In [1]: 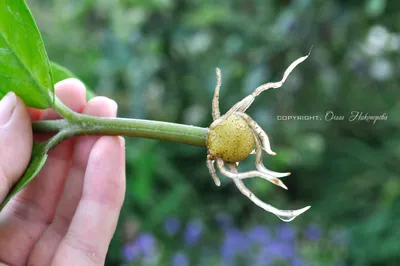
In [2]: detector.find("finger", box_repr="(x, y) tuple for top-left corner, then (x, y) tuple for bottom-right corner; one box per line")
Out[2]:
(42, 79), (89, 120)
(27, 107), (42, 121)
(28, 97), (117, 265)
(0, 92), (32, 203)
(0, 79), (86, 266)
(52, 136), (125, 266)
(10, 78), (86, 219)
(34, 78), (87, 143)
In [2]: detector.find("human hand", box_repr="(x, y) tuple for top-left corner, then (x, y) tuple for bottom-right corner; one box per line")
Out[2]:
(0, 79), (126, 266)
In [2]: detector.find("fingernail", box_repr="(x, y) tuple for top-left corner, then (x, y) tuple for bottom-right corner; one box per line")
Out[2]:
(118, 136), (125, 147)
(0, 92), (17, 125)
(109, 99), (118, 117)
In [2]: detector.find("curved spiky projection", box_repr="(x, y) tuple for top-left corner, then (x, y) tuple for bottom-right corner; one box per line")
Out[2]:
(206, 53), (310, 221)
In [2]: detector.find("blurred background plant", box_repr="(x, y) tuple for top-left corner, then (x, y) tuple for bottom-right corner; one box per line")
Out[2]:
(28, 0), (399, 265)
(121, 216), (349, 266)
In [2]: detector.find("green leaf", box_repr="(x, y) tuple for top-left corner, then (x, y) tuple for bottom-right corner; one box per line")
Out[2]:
(0, 0), (54, 109)
(50, 61), (96, 100)
(0, 142), (48, 211)
(50, 61), (76, 83)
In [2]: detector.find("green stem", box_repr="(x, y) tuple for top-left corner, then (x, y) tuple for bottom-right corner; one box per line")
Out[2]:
(33, 116), (208, 147)
(43, 130), (75, 151)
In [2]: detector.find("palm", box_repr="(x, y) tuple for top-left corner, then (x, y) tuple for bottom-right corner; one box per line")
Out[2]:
(0, 79), (126, 266)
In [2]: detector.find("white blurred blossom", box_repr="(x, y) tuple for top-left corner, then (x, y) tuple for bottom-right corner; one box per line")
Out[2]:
(370, 58), (393, 81)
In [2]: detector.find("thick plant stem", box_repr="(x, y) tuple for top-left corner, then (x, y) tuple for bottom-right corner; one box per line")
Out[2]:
(32, 116), (208, 147)
(32, 119), (70, 133)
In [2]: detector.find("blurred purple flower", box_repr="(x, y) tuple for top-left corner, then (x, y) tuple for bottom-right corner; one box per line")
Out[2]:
(304, 224), (323, 241)
(221, 228), (251, 260)
(184, 219), (204, 246)
(121, 233), (157, 263)
(164, 216), (181, 236)
(215, 212), (233, 229)
(122, 241), (140, 262)
(276, 224), (296, 241)
(266, 241), (295, 260)
(254, 246), (273, 266)
(291, 257), (309, 266)
(136, 232), (157, 257)
(220, 256), (236, 266)
(172, 251), (189, 266)
(247, 225), (271, 245)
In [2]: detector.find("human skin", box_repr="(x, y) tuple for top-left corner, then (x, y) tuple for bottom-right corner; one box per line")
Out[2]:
(0, 79), (126, 266)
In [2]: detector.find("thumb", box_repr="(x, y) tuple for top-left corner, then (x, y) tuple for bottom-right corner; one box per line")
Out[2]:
(0, 92), (33, 202)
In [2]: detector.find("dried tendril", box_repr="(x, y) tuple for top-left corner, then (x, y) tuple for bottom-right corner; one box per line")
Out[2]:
(206, 53), (311, 222)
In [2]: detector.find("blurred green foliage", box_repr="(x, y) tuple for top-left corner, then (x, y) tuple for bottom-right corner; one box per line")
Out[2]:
(28, 0), (399, 265)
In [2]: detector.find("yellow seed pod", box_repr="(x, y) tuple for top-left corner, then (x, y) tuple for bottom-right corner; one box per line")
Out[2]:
(207, 114), (255, 163)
